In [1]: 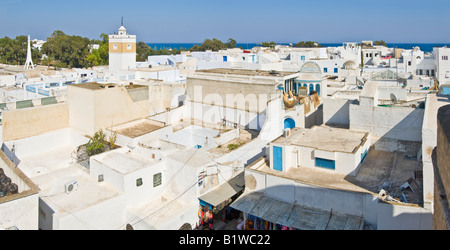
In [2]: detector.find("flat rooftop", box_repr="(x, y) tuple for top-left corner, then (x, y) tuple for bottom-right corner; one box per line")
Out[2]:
(70, 82), (148, 90)
(92, 147), (159, 175)
(162, 125), (220, 148)
(113, 119), (164, 138)
(249, 148), (423, 206)
(196, 68), (298, 78)
(17, 146), (121, 215)
(273, 126), (368, 153)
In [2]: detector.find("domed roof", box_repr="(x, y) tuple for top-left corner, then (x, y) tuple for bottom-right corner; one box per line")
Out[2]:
(300, 61), (321, 73)
(343, 60), (357, 70)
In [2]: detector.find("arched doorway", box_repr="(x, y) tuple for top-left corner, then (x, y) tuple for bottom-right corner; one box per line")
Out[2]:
(284, 117), (295, 129)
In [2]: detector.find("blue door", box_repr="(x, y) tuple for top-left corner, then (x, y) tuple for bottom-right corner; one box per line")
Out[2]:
(273, 146), (283, 171)
(223, 56), (228, 62)
(284, 118), (295, 129)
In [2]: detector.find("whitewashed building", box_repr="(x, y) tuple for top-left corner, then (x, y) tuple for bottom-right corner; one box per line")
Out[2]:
(109, 25), (136, 71)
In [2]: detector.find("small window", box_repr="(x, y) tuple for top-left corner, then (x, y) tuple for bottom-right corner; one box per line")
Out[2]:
(301, 56), (305, 61)
(408, 61), (411, 66)
(113, 44), (118, 50)
(127, 44), (132, 50)
(98, 174), (104, 182)
(442, 56), (448, 60)
(323, 67), (328, 73)
(153, 173), (162, 187)
(315, 158), (335, 170)
(334, 68), (338, 73)
(136, 178), (143, 187)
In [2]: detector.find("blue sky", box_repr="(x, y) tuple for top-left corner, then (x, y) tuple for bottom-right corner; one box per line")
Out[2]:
(2, 0), (450, 43)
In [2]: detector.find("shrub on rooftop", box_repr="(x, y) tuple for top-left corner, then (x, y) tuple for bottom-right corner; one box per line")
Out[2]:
(86, 129), (107, 156)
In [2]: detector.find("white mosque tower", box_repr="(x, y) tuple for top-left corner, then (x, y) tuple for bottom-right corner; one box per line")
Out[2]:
(109, 18), (136, 71)
(24, 35), (34, 70)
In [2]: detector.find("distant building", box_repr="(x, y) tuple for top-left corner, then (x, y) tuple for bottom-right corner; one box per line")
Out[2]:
(109, 25), (136, 71)
(433, 47), (450, 85)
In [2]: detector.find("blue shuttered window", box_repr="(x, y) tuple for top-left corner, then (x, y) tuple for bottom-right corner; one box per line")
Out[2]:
(315, 158), (335, 170)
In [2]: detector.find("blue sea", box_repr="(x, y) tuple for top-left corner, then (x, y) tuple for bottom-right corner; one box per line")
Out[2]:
(147, 42), (450, 52)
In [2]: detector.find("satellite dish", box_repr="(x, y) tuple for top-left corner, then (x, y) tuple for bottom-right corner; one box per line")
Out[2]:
(390, 93), (398, 103)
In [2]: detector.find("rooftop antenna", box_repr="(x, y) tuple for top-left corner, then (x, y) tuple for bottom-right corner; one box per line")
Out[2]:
(24, 35), (34, 70)
(121, 16), (124, 26)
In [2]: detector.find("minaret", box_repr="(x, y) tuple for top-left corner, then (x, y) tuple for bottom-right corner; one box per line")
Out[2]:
(109, 18), (136, 71)
(24, 35), (34, 70)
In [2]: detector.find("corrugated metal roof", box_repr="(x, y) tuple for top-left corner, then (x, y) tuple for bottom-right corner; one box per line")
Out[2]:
(230, 192), (364, 230)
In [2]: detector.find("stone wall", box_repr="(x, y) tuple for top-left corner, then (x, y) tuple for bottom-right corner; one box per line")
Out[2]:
(433, 104), (450, 229)
(2, 103), (70, 141)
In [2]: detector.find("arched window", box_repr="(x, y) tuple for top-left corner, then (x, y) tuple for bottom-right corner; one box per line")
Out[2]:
(315, 83), (321, 96)
(309, 84), (314, 95)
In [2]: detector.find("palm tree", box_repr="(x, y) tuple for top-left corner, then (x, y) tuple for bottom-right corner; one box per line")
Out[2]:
(43, 55), (53, 68)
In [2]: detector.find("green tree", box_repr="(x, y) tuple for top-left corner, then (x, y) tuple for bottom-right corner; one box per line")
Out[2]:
(85, 33), (109, 67)
(43, 55), (53, 68)
(136, 42), (185, 61)
(136, 41), (154, 61)
(293, 41), (321, 48)
(226, 38), (237, 48)
(189, 38), (235, 52)
(261, 41), (277, 49)
(374, 40), (387, 47)
(0, 35), (32, 65)
(42, 30), (91, 68)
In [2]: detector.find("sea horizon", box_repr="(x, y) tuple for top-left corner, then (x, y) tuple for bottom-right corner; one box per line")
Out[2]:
(147, 42), (450, 52)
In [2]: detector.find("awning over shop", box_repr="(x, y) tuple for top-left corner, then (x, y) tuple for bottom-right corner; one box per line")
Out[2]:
(230, 192), (364, 230)
(198, 173), (244, 208)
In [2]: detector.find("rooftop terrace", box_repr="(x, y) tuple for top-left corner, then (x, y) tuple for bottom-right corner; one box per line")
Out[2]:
(273, 126), (368, 153)
(196, 68), (298, 78)
(248, 148), (423, 206)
